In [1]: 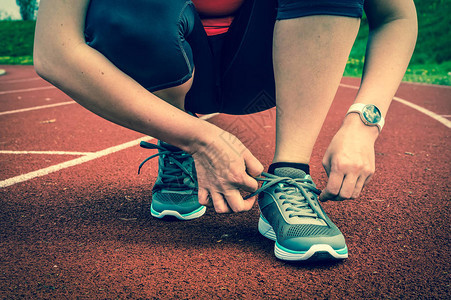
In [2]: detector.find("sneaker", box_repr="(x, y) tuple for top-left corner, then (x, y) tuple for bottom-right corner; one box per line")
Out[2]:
(138, 140), (206, 220)
(251, 167), (348, 261)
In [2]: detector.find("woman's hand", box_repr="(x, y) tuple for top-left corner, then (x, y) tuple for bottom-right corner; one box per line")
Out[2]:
(319, 113), (379, 202)
(189, 127), (264, 213)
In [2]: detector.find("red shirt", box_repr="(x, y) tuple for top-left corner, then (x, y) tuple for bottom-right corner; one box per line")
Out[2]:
(192, 0), (245, 36)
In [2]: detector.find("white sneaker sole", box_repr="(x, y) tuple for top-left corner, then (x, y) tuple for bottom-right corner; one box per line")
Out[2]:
(151, 205), (206, 221)
(258, 216), (348, 261)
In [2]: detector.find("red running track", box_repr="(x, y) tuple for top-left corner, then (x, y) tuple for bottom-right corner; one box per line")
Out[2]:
(0, 65), (450, 299)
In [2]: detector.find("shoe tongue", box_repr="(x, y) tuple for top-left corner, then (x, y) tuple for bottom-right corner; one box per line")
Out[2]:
(273, 167), (306, 179)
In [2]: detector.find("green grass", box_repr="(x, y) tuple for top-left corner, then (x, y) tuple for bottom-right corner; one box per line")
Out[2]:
(0, 20), (35, 65)
(345, 59), (450, 86)
(1, 0), (450, 85)
(344, 0), (451, 85)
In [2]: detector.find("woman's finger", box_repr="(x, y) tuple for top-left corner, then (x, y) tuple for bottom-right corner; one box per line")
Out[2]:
(210, 192), (232, 214)
(319, 171), (344, 202)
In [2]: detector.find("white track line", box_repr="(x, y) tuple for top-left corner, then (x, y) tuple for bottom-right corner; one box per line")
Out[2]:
(338, 83), (361, 90)
(0, 101), (75, 116)
(339, 83), (451, 129)
(0, 150), (93, 156)
(0, 77), (42, 84)
(393, 96), (451, 128)
(0, 113), (218, 189)
(404, 81), (451, 89)
(0, 86), (56, 95)
(0, 136), (153, 189)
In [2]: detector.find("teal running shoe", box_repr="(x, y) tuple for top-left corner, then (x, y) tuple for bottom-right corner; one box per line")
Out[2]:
(249, 167), (348, 261)
(139, 140), (206, 220)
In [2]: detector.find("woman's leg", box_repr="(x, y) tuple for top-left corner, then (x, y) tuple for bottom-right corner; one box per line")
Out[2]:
(273, 15), (360, 164)
(255, 1), (365, 262)
(84, 0), (218, 220)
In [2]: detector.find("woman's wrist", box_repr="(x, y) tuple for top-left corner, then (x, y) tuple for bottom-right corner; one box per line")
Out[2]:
(178, 118), (222, 155)
(342, 113), (380, 141)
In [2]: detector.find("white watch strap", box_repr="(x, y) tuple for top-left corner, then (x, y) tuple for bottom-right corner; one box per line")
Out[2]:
(347, 103), (366, 113)
(377, 114), (385, 132)
(346, 103), (385, 132)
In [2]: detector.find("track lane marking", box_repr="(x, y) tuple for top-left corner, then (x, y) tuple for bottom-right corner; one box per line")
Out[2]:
(0, 136), (154, 188)
(0, 101), (75, 116)
(0, 86), (56, 95)
(392, 96), (451, 128)
(0, 113), (218, 189)
(0, 77), (42, 84)
(403, 81), (451, 89)
(339, 83), (451, 129)
(0, 150), (93, 156)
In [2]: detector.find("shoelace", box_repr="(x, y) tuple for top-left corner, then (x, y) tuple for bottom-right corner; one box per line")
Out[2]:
(138, 141), (195, 190)
(245, 172), (324, 220)
(139, 144), (322, 218)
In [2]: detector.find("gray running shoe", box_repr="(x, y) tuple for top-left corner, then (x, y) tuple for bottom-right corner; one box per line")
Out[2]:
(139, 140), (206, 220)
(249, 167), (348, 261)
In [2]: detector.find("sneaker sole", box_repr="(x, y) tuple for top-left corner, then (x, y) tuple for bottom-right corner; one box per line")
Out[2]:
(151, 205), (206, 221)
(258, 216), (348, 261)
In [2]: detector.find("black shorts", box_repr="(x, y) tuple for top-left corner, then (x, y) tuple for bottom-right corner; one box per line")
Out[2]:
(84, 0), (364, 115)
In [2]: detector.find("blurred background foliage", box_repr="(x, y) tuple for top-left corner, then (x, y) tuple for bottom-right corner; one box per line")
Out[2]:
(345, 0), (450, 85)
(0, 0), (449, 85)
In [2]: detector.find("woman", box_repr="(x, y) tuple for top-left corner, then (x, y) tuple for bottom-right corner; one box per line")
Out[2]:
(34, 0), (417, 261)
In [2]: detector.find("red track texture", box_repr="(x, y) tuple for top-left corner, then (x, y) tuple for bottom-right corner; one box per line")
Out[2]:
(0, 65), (450, 299)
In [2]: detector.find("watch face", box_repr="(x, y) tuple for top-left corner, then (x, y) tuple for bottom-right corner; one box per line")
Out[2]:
(362, 104), (381, 124)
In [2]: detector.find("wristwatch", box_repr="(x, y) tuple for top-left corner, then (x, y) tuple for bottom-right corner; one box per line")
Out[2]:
(346, 103), (385, 132)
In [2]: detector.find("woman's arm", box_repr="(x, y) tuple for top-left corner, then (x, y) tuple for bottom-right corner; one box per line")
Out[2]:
(320, 0), (417, 201)
(34, 0), (212, 151)
(34, 0), (263, 213)
(355, 0), (418, 114)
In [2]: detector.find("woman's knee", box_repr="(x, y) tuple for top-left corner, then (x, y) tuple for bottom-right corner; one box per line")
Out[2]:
(84, 0), (196, 93)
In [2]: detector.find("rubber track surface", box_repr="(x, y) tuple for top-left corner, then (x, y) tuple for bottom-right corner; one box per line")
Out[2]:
(1, 66), (450, 299)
